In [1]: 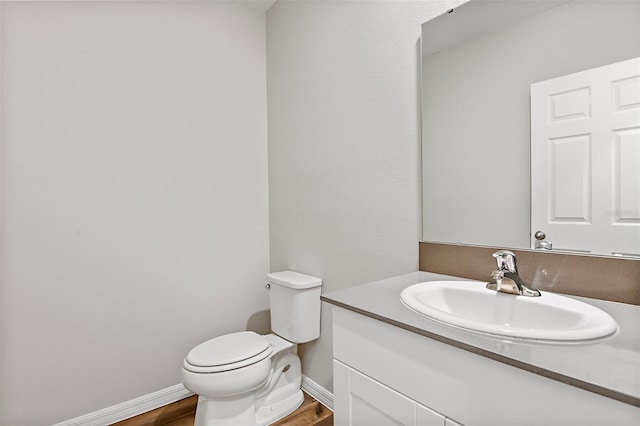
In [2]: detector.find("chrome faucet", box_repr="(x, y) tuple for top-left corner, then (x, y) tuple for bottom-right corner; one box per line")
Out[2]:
(486, 250), (541, 297)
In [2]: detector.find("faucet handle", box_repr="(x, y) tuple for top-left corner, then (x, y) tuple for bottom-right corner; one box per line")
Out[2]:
(492, 249), (518, 273)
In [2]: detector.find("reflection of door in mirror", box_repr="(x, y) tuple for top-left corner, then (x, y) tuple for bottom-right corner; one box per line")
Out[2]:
(531, 57), (640, 257)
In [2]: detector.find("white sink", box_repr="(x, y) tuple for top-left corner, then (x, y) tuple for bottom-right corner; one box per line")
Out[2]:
(400, 280), (617, 341)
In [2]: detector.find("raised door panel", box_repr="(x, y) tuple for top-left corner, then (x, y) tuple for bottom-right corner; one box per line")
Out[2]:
(548, 134), (591, 223)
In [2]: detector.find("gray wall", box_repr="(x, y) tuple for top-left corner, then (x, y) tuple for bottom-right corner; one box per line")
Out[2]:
(0, 2), (269, 424)
(267, 0), (456, 392)
(422, 0), (640, 248)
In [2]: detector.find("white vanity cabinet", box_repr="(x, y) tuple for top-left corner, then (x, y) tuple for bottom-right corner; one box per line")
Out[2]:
(334, 359), (453, 426)
(332, 306), (640, 426)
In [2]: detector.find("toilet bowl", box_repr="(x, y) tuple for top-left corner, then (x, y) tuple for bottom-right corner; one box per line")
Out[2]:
(181, 271), (322, 426)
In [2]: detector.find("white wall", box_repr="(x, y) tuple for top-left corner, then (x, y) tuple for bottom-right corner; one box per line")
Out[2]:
(0, 2), (269, 424)
(266, 0), (453, 392)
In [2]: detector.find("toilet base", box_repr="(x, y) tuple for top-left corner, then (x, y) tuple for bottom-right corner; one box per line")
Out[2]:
(189, 336), (304, 426)
(255, 388), (303, 426)
(194, 394), (256, 426)
(193, 374), (303, 426)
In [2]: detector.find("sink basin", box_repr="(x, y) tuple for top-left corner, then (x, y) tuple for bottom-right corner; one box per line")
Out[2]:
(400, 281), (617, 341)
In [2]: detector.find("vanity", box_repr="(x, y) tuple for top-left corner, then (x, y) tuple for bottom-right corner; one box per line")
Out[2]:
(322, 272), (640, 425)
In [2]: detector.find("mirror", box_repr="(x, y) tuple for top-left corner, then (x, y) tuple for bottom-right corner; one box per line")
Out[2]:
(421, 0), (640, 257)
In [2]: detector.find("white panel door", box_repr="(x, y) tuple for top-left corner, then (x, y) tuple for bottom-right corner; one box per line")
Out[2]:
(531, 57), (640, 256)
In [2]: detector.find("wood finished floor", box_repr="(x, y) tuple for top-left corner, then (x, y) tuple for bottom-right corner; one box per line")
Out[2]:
(113, 392), (333, 426)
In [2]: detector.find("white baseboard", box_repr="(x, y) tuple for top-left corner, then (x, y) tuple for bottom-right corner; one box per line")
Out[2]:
(301, 374), (334, 411)
(53, 384), (193, 426)
(54, 374), (333, 425)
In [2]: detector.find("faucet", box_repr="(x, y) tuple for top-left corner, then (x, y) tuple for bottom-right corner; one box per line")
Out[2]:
(486, 250), (541, 297)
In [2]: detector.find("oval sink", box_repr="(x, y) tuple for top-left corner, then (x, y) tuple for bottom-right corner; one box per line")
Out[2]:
(400, 281), (617, 341)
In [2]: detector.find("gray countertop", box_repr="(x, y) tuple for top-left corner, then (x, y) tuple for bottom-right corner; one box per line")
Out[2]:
(321, 271), (640, 408)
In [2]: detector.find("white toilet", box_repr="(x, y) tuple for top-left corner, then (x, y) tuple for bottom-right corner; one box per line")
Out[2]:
(181, 271), (322, 426)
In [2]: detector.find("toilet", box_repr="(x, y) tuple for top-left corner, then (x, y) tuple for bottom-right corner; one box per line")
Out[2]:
(181, 271), (322, 426)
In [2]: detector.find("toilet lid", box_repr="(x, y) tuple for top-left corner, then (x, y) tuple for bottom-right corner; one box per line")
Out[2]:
(185, 331), (272, 370)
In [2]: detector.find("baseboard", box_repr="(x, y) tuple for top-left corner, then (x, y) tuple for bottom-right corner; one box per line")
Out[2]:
(301, 374), (334, 411)
(53, 384), (194, 426)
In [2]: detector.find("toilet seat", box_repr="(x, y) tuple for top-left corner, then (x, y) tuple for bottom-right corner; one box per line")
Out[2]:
(183, 331), (273, 373)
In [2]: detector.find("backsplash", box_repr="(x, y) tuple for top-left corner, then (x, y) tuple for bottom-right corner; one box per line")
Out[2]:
(419, 242), (640, 305)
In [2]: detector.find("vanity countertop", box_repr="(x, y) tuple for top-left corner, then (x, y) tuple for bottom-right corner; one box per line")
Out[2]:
(321, 271), (640, 408)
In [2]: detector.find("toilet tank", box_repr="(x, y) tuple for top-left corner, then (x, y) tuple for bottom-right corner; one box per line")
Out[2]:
(267, 271), (322, 343)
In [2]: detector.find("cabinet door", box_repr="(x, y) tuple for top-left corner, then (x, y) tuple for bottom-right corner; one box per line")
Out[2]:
(334, 360), (446, 426)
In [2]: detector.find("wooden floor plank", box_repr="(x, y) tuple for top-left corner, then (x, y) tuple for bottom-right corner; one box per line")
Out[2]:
(112, 396), (198, 426)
